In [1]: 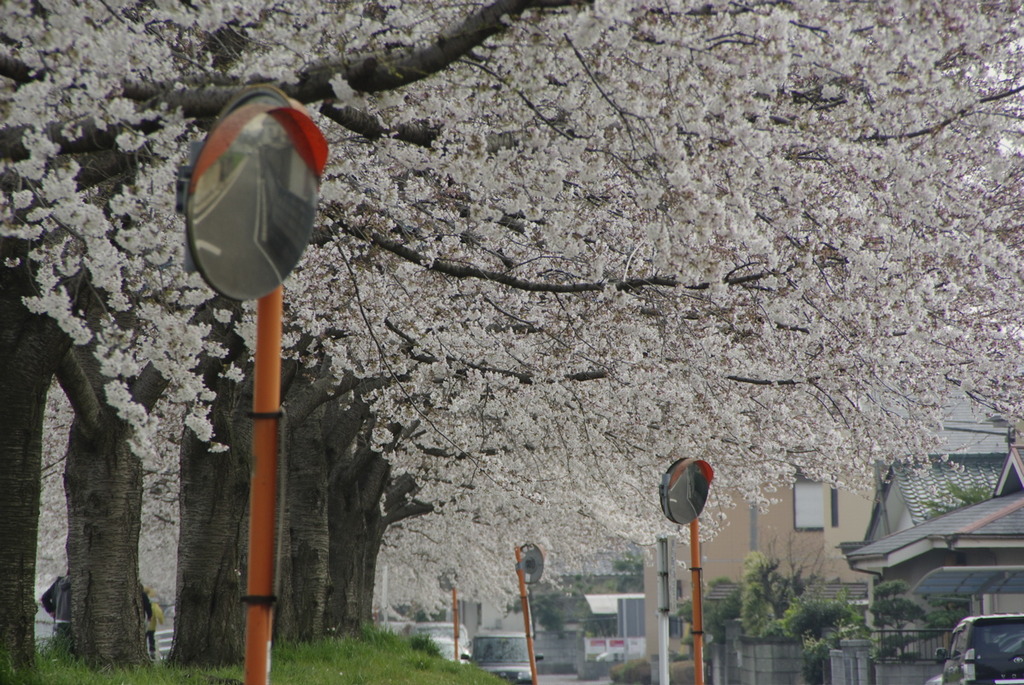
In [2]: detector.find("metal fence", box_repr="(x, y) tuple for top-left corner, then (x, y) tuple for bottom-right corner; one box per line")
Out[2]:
(872, 629), (949, 663)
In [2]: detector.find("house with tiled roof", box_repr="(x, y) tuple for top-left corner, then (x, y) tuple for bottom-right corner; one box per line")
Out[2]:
(865, 453), (1006, 541)
(862, 401), (1010, 543)
(846, 445), (1024, 615)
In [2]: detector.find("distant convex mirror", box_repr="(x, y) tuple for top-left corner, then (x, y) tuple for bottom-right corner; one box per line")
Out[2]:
(659, 458), (714, 526)
(520, 544), (544, 584)
(184, 86), (328, 301)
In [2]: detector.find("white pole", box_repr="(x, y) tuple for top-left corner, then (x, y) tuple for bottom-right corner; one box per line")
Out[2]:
(381, 564), (389, 630)
(657, 536), (671, 685)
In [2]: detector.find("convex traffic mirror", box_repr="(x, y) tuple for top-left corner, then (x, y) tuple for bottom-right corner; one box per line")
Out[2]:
(519, 544), (544, 584)
(182, 86), (328, 301)
(659, 458), (714, 526)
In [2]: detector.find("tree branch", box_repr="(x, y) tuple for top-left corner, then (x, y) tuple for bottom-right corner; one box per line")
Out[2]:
(724, 375), (799, 386)
(296, 0), (590, 97)
(56, 349), (105, 439)
(384, 317), (608, 383)
(0, 116), (164, 164)
(566, 369), (607, 381)
(383, 499), (434, 526)
(383, 472), (434, 525)
(855, 82), (1023, 144)
(318, 102), (441, 147)
(286, 371), (360, 427)
(0, 52), (39, 84)
(130, 363), (168, 413)
(347, 222), (766, 294)
(0, 0), (590, 161)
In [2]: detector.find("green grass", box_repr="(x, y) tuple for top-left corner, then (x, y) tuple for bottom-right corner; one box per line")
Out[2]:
(2, 626), (508, 685)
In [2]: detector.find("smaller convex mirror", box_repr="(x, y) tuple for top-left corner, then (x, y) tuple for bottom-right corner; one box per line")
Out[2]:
(659, 458), (714, 526)
(520, 544), (544, 584)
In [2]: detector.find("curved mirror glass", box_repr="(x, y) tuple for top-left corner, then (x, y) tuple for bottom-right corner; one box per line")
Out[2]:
(520, 544), (544, 584)
(186, 97), (319, 300)
(660, 458), (712, 525)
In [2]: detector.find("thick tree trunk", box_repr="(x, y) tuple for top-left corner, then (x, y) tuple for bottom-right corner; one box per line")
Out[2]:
(0, 244), (72, 670)
(272, 390), (392, 640)
(170, 378), (250, 667)
(274, 406), (331, 643)
(0, 385), (47, 670)
(56, 341), (166, 669)
(325, 400), (389, 636)
(327, 484), (387, 637)
(324, 461), (432, 637)
(0, 292), (68, 669)
(63, 418), (149, 666)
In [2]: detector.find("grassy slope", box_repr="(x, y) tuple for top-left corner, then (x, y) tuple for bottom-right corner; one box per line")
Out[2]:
(3, 627), (509, 685)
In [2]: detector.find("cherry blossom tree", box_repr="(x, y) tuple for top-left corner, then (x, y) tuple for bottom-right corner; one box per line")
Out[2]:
(4, 0), (1024, 671)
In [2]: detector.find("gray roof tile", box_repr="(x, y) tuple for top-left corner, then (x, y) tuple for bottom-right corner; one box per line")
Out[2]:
(938, 400), (1009, 453)
(848, 490), (1024, 561)
(893, 454), (1005, 524)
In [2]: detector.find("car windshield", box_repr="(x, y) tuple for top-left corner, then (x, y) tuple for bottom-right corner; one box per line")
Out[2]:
(474, 637), (529, 663)
(414, 624), (454, 638)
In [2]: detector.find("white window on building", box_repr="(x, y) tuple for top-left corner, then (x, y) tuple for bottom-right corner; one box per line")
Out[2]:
(793, 476), (825, 530)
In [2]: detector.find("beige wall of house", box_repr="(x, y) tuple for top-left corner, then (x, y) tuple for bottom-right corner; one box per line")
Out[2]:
(694, 481), (873, 588)
(824, 485), (875, 579)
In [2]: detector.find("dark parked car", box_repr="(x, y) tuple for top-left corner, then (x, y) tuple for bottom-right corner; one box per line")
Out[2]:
(936, 613), (1024, 684)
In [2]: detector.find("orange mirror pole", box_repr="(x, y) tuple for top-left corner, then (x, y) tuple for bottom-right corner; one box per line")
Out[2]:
(690, 519), (705, 685)
(245, 286), (284, 685)
(515, 546), (539, 685)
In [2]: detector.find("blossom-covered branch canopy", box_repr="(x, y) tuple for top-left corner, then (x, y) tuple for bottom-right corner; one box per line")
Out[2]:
(5, 0), (1024, 602)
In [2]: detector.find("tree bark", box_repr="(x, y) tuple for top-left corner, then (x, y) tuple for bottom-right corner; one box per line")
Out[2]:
(274, 404), (331, 643)
(63, 415), (149, 666)
(57, 339), (167, 668)
(170, 373), (251, 666)
(325, 399), (390, 636)
(327, 485), (387, 637)
(0, 253), (71, 669)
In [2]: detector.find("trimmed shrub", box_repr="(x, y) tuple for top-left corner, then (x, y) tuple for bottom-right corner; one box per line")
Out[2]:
(670, 659), (696, 683)
(610, 658), (651, 685)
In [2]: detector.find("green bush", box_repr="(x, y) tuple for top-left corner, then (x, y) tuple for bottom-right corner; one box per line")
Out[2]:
(610, 658), (651, 685)
(782, 595), (863, 640)
(741, 552), (803, 637)
(871, 580), (925, 630)
(670, 659), (696, 683)
(781, 592), (867, 685)
(408, 633), (442, 658)
(608, 658), (695, 685)
(870, 580), (927, 662)
(923, 594), (971, 630)
(801, 637), (832, 685)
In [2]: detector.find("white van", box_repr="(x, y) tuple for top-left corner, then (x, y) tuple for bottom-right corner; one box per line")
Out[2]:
(410, 621), (471, 661)
(469, 631), (541, 683)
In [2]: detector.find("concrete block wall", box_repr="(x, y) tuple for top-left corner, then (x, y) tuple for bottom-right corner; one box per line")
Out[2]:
(533, 629), (579, 675)
(739, 636), (803, 685)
